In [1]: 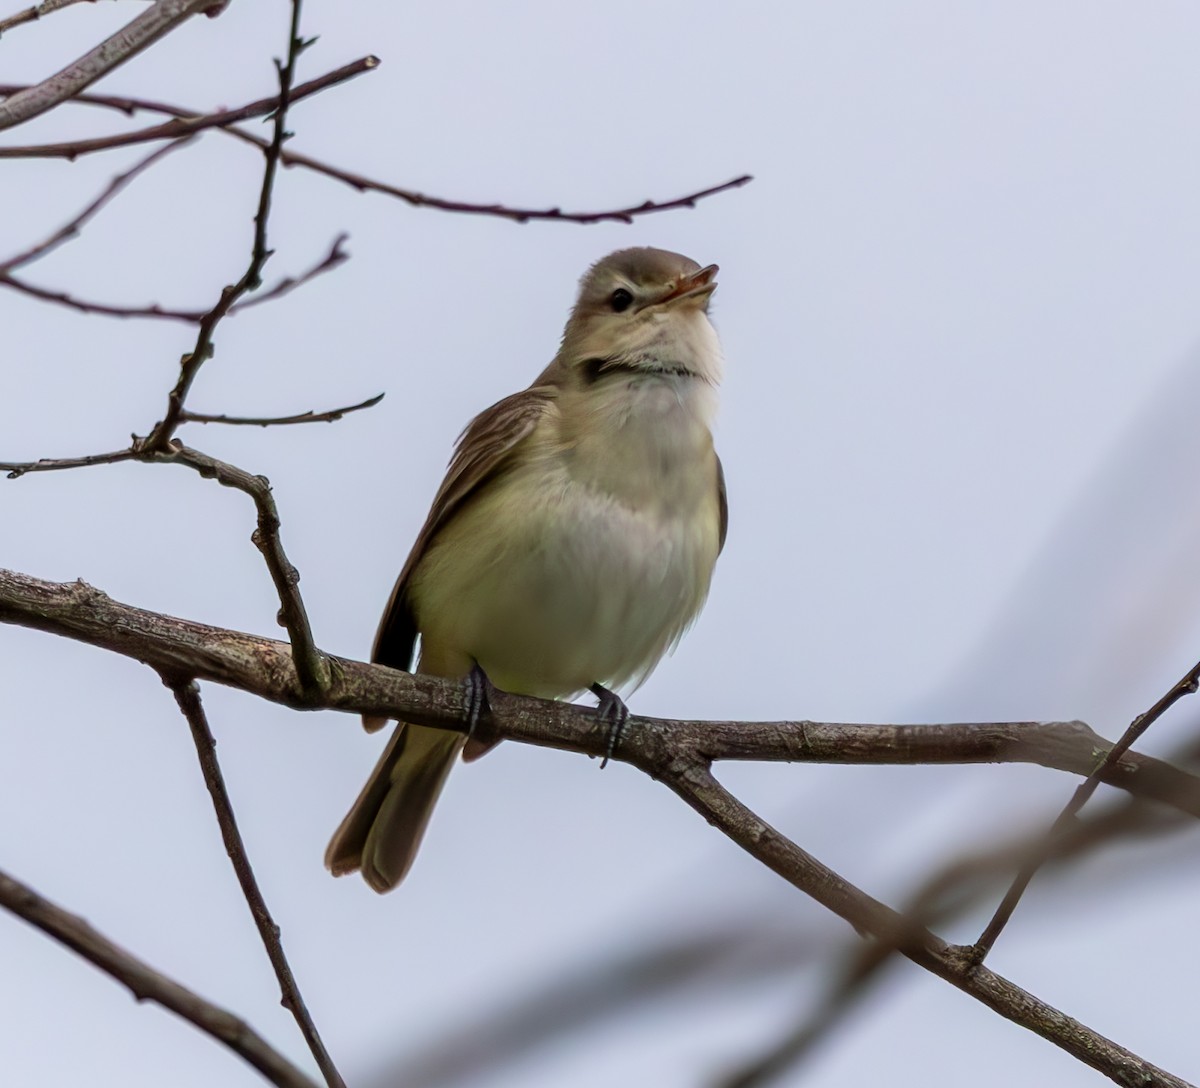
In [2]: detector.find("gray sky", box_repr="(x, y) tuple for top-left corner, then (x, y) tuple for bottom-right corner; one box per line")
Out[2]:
(3, 3), (1200, 1086)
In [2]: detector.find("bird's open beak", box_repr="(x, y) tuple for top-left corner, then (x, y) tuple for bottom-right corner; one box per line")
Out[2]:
(661, 264), (719, 307)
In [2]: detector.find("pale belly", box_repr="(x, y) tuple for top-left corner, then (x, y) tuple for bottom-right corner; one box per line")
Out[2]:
(407, 459), (721, 697)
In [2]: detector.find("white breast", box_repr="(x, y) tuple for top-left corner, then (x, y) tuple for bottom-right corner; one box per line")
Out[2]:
(412, 372), (721, 697)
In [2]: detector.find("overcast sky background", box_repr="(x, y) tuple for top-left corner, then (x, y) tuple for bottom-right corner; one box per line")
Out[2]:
(3, 3), (1200, 1086)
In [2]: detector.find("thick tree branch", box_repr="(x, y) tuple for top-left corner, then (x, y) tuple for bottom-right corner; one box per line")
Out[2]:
(1, 567), (1195, 1085)
(1, 568), (1192, 1087)
(0, 866), (318, 1088)
(169, 679), (344, 1088)
(0, 0), (228, 132)
(0, 567), (1196, 811)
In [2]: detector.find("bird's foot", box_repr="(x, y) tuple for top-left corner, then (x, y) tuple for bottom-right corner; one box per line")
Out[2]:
(590, 682), (629, 769)
(462, 663), (495, 741)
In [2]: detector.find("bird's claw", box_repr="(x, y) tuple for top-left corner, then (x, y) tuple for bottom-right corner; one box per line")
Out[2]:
(462, 663), (494, 741)
(590, 682), (629, 769)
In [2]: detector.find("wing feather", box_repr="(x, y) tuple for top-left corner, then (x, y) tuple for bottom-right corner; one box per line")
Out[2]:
(369, 384), (557, 677)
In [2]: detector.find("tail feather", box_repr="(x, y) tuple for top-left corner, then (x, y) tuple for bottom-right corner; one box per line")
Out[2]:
(325, 723), (464, 892)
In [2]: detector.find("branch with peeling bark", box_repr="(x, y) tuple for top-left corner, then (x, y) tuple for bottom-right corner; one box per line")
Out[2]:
(1, 566), (1196, 1087)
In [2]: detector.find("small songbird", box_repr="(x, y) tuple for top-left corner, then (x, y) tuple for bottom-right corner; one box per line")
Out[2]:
(326, 247), (728, 891)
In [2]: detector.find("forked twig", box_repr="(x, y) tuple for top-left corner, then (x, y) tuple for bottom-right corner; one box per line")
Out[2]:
(970, 654), (1200, 962)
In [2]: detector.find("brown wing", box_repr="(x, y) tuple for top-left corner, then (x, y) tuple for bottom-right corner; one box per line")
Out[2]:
(369, 384), (558, 677)
(716, 453), (728, 554)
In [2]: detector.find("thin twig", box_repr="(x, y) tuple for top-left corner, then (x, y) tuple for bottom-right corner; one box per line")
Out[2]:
(0, 56), (379, 157)
(182, 391), (384, 427)
(0, 443), (329, 685)
(0, 137), (194, 273)
(0, 274), (205, 320)
(152, 442), (329, 695)
(267, 163), (755, 225)
(139, 7), (309, 456)
(1, 446), (136, 478)
(0, 84), (752, 226)
(0, 0), (103, 38)
(0, 0), (228, 132)
(970, 655), (1200, 962)
(167, 678), (345, 1088)
(1, 234), (348, 324)
(229, 233), (350, 313)
(0, 866), (318, 1088)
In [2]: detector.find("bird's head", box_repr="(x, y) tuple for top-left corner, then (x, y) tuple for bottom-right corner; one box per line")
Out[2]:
(557, 247), (722, 385)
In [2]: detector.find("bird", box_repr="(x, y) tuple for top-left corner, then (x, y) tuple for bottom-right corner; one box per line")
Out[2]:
(325, 246), (728, 892)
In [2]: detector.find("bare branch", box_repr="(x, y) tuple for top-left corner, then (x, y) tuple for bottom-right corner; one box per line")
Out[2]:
(653, 765), (1192, 1088)
(152, 442), (329, 695)
(0, 274), (205, 320)
(0, 84), (751, 226)
(229, 234), (350, 314)
(0, 0), (109, 38)
(970, 655), (1200, 962)
(182, 392), (384, 427)
(267, 165), (755, 225)
(0, 440), (330, 687)
(1, 569), (1192, 1087)
(168, 678), (345, 1088)
(720, 793), (1189, 1088)
(1, 446), (137, 478)
(0, 56), (379, 158)
(1, 568), (1196, 811)
(0, 0), (228, 132)
(138, 9), (310, 457)
(1, 235), (348, 324)
(0, 137), (194, 273)
(0, 866), (319, 1088)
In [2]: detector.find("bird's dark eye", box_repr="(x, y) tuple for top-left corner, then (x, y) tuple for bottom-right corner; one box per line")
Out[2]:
(610, 288), (634, 313)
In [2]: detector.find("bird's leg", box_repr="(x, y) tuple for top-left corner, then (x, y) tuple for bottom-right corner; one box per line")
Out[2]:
(590, 682), (630, 769)
(462, 662), (495, 742)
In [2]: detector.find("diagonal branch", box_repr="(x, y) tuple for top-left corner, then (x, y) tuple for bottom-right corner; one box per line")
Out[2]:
(0, 866), (318, 1088)
(0, 0), (229, 132)
(0, 0), (109, 38)
(0, 84), (751, 226)
(1, 235), (350, 325)
(652, 763), (1193, 1088)
(0, 137), (195, 273)
(168, 678), (345, 1088)
(0, 567), (1193, 1088)
(970, 655), (1200, 962)
(719, 790), (1189, 1088)
(0, 56), (379, 158)
(156, 442), (329, 695)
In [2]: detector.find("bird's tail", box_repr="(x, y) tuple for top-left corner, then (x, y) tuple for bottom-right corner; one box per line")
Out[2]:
(325, 723), (465, 892)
